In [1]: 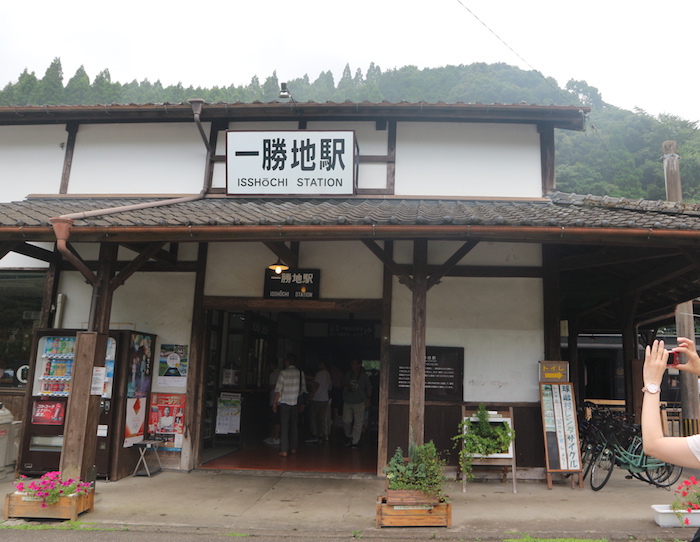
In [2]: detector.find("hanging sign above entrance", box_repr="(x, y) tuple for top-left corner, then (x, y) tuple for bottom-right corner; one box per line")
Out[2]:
(227, 130), (356, 195)
(263, 268), (321, 300)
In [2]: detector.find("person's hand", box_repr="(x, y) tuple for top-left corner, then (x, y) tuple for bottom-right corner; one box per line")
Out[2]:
(643, 339), (668, 388)
(674, 337), (700, 376)
(272, 403), (278, 414)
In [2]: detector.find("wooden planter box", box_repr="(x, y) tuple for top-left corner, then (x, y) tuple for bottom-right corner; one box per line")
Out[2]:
(4, 490), (94, 521)
(376, 490), (451, 528)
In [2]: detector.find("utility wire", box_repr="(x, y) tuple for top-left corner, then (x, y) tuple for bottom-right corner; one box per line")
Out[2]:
(454, 0), (579, 110)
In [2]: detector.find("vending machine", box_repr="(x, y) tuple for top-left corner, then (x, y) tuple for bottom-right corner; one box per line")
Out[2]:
(19, 329), (156, 479)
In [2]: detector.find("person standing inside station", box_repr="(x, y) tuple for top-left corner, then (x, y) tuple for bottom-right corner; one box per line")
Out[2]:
(342, 359), (371, 448)
(273, 353), (307, 457)
(305, 359), (332, 444)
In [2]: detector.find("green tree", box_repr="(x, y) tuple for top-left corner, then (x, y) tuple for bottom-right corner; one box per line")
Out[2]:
(9, 69), (39, 105)
(64, 65), (92, 105)
(92, 69), (121, 104)
(261, 72), (280, 102)
(29, 57), (64, 105)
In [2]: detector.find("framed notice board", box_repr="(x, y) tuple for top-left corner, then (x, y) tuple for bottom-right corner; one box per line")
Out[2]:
(539, 382), (583, 489)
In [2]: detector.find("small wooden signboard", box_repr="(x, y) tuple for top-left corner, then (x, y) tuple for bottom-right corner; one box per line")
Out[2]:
(539, 382), (583, 489)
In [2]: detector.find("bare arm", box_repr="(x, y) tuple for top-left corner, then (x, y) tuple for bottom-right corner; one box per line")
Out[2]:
(641, 339), (700, 468)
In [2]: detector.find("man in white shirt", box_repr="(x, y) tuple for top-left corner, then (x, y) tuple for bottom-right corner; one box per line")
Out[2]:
(305, 360), (332, 443)
(273, 353), (307, 457)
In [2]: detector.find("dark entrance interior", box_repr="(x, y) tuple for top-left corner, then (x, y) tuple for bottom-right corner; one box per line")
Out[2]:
(200, 309), (381, 473)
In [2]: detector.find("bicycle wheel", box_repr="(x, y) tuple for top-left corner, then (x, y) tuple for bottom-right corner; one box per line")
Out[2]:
(646, 463), (683, 488)
(590, 447), (615, 491)
(580, 441), (597, 480)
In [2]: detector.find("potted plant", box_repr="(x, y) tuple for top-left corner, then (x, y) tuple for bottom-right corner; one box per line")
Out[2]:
(377, 440), (451, 527)
(652, 476), (700, 527)
(452, 403), (516, 485)
(5, 471), (94, 521)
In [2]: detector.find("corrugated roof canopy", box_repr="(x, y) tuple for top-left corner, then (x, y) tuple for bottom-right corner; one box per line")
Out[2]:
(0, 192), (699, 333)
(0, 101), (589, 130)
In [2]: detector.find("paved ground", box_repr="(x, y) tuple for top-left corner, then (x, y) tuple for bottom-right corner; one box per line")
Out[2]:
(1, 467), (698, 541)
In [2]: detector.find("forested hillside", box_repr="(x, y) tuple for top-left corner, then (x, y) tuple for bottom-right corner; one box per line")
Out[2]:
(2, 58), (699, 201)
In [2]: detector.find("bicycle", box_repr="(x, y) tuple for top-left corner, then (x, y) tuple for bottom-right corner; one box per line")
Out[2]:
(583, 402), (683, 491)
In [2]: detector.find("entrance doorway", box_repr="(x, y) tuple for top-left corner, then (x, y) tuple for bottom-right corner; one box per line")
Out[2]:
(200, 309), (381, 474)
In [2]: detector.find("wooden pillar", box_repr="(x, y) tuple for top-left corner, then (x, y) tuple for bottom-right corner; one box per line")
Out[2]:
(539, 124), (556, 195)
(542, 245), (561, 361)
(619, 295), (639, 416)
(38, 247), (61, 328)
(377, 241), (393, 474)
(59, 331), (108, 481)
(183, 242), (208, 470)
(567, 318), (581, 402)
(663, 140), (700, 430)
(60, 243), (117, 481)
(409, 239), (428, 449)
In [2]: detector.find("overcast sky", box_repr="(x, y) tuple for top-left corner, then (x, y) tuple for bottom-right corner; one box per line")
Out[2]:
(1, 1), (698, 122)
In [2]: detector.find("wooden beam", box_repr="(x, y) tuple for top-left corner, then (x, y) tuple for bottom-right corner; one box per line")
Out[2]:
(10, 242), (59, 263)
(60, 242), (118, 480)
(426, 240), (479, 290)
(109, 242), (167, 291)
(539, 124), (555, 195)
(396, 264), (541, 278)
(38, 248), (61, 328)
(362, 239), (413, 290)
(60, 261), (198, 273)
(618, 294), (640, 416)
(377, 241), (393, 475)
(59, 331), (108, 481)
(542, 245), (561, 360)
(557, 247), (680, 271)
(0, 241), (19, 260)
(59, 122), (79, 194)
(121, 243), (176, 264)
(263, 241), (299, 268)
(409, 239), (428, 448)
(201, 296), (383, 313)
(185, 242), (208, 470)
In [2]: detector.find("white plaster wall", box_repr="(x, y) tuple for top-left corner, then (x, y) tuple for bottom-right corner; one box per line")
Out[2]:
(299, 241), (383, 298)
(391, 276), (544, 402)
(204, 242), (275, 297)
(392, 240), (541, 266)
(0, 125), (66, 202)
(394, 123), (542, 198)
(58, 271), (195, 393)
(68, 123), (207, 194)
(205, 241), (383, 298)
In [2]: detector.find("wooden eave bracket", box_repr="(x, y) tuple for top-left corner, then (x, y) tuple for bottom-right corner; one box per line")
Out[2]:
(362, 239), (480, 291)
(109, 242), (167, 292)
(263, 241), (298, 269)
(122, 242), (177, 264)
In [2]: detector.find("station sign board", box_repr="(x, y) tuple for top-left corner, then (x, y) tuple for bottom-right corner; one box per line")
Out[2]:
(227, 130), (355, 196)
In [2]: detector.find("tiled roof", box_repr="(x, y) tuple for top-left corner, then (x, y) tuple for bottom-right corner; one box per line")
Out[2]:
(1, 192), (700, 232)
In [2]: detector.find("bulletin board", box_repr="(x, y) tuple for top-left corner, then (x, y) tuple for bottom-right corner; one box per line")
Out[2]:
(539, 382), (583, 489)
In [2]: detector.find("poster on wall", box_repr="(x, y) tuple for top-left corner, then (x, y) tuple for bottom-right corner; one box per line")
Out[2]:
(123, 397), (146, 447)
(216, 392), (242, 434)
(149, 393), (185, 451)
(31, 400), (65, 425)
(158, 344), (189, 388)
(127, 333), (153, 398)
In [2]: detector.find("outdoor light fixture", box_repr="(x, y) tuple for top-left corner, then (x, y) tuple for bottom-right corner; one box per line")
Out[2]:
(279, 82), (291, 99)
(279, 82), (301, 115)
(268, 259), (289, 274)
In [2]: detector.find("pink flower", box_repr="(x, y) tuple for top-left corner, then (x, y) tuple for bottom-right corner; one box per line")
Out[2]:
(686, 518), (691, 525)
